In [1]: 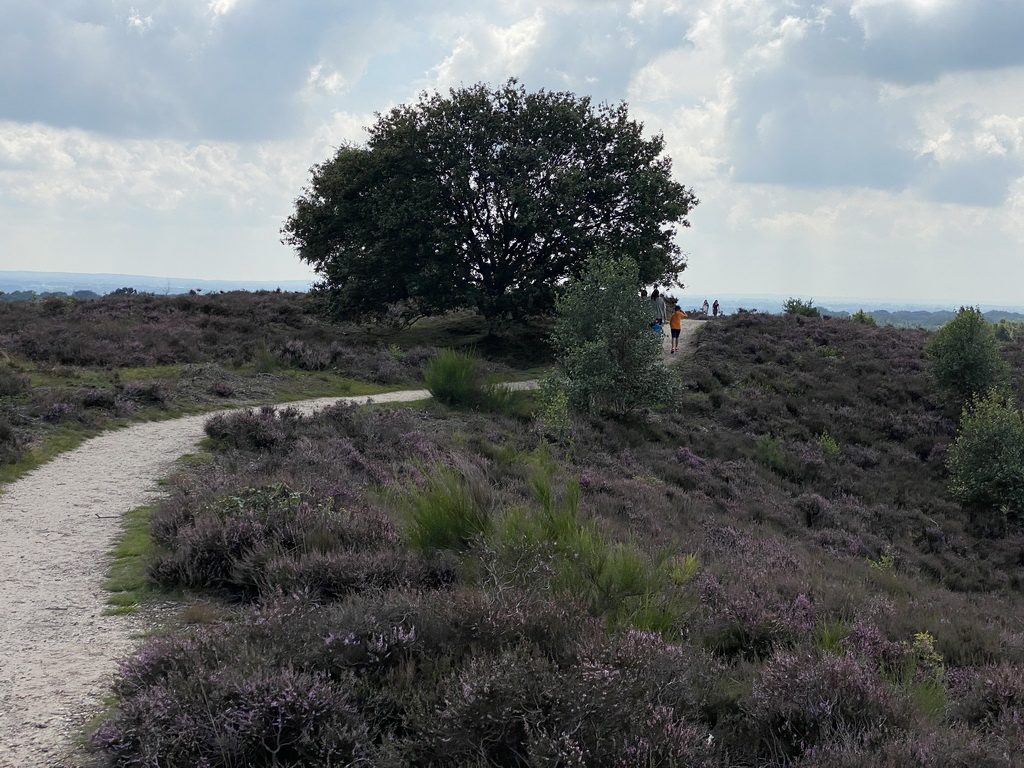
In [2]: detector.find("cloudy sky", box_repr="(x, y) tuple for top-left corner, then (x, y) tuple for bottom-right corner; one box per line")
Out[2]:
(2, 0), (1023, 305)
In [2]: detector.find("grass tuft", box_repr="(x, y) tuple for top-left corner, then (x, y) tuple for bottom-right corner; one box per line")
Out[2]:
(104, 504), (157, 614)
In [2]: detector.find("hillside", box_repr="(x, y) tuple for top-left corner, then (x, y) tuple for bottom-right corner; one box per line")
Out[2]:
(3, 296), (1023, 765)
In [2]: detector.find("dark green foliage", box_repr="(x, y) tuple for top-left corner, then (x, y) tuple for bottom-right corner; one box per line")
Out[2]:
(851, 309), (877, 326)
(0, 414), (24, 465)
(783, 297), (822, 317)
(283, 79), (698, 322)
(550, 254), (670, 415)
(925, 306), (1009, 410)
(947, 390), (1024, 530)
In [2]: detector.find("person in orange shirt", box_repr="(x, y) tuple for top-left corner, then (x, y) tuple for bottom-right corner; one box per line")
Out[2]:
(669, 305), (687, 353)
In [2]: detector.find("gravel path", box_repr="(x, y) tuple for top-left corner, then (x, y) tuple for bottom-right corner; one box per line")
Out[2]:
(0, 390), (431, 768)
(661, 317), (703, 359)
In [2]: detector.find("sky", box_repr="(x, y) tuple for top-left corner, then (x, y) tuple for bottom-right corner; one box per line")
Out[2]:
(2, 0), (1023, 305)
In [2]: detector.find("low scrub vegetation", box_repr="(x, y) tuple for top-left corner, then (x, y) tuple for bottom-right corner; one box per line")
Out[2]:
(0, 292), (531, 480)
(75, 304), (1024, 766)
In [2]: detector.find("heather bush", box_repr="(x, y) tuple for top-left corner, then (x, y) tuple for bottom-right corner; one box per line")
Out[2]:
(148, 483), (423, 598)
(96, 589), (722, 767)
(93, 629), (370, 767)
(0, 363), (29, 396)
(0, 414), (24, 464)
(950, 662), (1024, 729)
(119, 378), (171, 407)
(205, 405), (286, 450)
(85, 306), (1024, 765)
(741, 651), (910, 762)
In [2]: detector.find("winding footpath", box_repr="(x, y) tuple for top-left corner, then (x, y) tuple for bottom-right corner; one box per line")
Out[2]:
(0, 323), (703, 767)
(0, 391), (431, 768)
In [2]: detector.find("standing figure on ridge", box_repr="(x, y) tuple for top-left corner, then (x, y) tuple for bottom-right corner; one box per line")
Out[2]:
(650, 288), (667, 324)
(669, 305), (687, 353)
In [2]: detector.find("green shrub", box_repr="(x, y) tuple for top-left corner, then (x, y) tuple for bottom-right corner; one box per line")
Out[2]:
(783, 297), (821, 317)
(850, 308), (877, 325)
(404, 464), (493, 551)
(947, 390), (1024, 529)
(818, 430), (840, 457)
(925, 306), (1009, 410)
(534, 374), (575, 445)
(994, 318), (1024, 341)
(550, 254), (670, 415)
(424, 349), (485, 408)
(754, 434), (787, 473)
(498, 471), (697, 634)
(424, 349), (524, 415)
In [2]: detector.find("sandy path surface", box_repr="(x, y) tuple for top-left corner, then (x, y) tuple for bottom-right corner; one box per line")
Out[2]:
(662, 317), (703, 359)
(0, 390), (432, 768)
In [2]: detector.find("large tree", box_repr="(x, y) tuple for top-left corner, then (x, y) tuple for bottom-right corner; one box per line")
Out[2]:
(283, 79), (698, 322)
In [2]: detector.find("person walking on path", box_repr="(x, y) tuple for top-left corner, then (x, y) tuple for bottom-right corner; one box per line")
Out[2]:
(712, 299), (720, 317)
(650, 288), (667, 324)
(701, 299), (709, 315)
(669, 305), (687, 353)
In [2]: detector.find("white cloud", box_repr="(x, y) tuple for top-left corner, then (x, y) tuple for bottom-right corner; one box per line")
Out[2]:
(427, 11), (546, 89)
(0, 0), (1023, 302)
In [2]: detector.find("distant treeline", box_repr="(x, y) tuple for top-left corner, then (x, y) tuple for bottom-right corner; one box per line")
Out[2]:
(0, 287), (217, 302)
(0, 290), (102, 303)
(823, 307), (1024, 330)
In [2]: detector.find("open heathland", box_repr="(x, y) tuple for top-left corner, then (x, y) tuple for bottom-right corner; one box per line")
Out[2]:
(4, 293), (1024, 766)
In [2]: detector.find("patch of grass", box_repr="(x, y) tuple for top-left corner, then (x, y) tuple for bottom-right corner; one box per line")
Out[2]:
(812, 618), (849, 654)
(392, 310), (489, 350)
(104, 504), (158, 614)
(116, 364), (183, 381)
(0, 426), (103, 486)
(269, 371), (406, 401)
(403, 464), (493, 551)
(425, 349), (534, 417)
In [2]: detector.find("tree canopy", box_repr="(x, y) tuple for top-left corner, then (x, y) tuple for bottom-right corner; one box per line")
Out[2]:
(925, 306), (1009, 411)
(283, 79), (698, 322)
